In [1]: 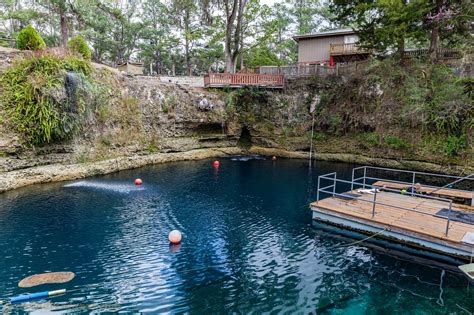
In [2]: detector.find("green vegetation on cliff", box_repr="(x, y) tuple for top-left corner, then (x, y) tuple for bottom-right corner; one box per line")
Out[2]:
(68, 35), (92, 60)
(224, 58), (472, 166)
(0, 53), (97, 146)
(310, 59), (472, 161)
(16, 25), (46, 51)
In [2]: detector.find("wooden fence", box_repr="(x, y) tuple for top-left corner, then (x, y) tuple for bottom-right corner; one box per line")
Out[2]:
(204, 73), (285, 88)
(259, 61), (370, 78)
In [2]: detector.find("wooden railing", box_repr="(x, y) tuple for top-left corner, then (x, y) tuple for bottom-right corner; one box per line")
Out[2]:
(204, 73), (285, 88)
(330, 43), (369, 55)
(259, 61), (370, 78)
(404, 48), (462, 59)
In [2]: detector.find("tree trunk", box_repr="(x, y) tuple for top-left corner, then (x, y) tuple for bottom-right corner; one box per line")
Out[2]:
(397, 38), (405, 62)
(224, 0), (247, 73)
(225, 54), (236, 73)
(429, 25), (439, 63)
(183, 11), (192, 76)
(239, 28), (244, 71)
(429, 0), (443, 63)
(60, 10), (68, 47)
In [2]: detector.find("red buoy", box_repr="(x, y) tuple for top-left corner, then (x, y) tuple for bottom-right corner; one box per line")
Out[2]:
(213, 160), (220, 168)
(134, 178), (143, 185)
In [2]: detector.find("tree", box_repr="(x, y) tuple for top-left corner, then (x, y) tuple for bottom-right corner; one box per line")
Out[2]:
(170, 0), (201, 75)
(330, 0), (431, 59)
(139, 0), (174, 74)
(287, 0), (323, 35)
(37, 0), (79, 47)
(220, 0), (249, 73)
(426, 0), (472, 62)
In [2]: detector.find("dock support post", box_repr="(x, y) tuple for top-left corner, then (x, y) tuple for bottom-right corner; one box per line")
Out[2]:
(445, 201), (452, 236)
(411, 173), (416, 196)
(371, 190), (377, 218)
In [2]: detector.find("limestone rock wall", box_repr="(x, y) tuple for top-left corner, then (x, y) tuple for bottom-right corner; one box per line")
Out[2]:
(0, 48), (240, 173)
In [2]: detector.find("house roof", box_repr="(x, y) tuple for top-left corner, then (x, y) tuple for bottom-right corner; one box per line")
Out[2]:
(293, 28), (357, 41)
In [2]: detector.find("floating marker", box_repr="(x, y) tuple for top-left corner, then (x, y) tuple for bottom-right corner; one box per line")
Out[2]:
(213, 160), (220, 168)
(10, 289), (66, 303)
(168, 230), (182, 244)
(134, 178), (143, 185)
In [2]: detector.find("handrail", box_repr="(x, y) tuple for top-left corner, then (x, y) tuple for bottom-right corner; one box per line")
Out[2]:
(317, 172), (454, 236)
(351, 166), (473, 199)
(352, 165), (474, 180)
(430, 173), (474, 195)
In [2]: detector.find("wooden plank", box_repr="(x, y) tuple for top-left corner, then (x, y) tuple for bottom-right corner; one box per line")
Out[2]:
(373, 181), (473, 200)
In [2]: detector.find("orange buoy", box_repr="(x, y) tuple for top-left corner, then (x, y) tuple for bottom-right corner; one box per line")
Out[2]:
(213, 160), (220, 168)
(168, 230), (182, 244)
(134, 178), (143, 185)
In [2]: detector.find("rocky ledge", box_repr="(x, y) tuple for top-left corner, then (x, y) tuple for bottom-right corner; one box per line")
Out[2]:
(0, 147), (242, 193)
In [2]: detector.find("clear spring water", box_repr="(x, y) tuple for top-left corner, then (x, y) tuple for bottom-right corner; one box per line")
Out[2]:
(0, 158), (473, 313)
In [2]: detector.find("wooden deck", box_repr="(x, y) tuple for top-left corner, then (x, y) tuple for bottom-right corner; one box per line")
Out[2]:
(329, 43), (370, 56)
(204, 73), (284, 89)
(311, 191), (474, 260)
(373, 181), (473, 204)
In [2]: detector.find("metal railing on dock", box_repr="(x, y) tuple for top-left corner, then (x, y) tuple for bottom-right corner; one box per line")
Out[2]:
(316, 172), (455, 236)
(351, 166), (474, 203)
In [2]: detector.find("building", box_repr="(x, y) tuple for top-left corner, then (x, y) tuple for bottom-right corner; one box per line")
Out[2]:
(117, 62), (144, 75)
(293, 28), (370, 66)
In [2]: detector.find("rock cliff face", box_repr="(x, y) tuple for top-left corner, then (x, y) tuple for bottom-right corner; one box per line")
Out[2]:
(0, 48), (241, 173)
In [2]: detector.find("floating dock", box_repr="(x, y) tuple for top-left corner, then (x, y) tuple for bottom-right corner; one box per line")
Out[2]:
(311, 166), (474, 263)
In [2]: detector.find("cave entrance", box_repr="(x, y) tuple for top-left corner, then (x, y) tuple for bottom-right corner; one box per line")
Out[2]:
(237, 126), (252, 149)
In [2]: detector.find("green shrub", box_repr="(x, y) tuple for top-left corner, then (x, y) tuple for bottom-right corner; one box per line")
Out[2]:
(0, 54), (93, 146)
(312, 132), (327, 141)
(444, 134), (466, 157)
(359, 132), (380, 146)
(384, 135), (409, 150)
(67, 35), (92, 60)
(17, 25), (46, 50)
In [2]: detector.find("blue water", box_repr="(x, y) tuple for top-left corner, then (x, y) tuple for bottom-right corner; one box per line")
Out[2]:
(0, 158), (473, 313)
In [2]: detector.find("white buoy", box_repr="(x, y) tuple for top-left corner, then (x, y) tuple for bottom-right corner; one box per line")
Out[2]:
(168, 230), (182, 244)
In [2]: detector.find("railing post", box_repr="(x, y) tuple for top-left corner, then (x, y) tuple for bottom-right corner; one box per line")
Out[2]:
(332, 173), (336, 197)
(316, 176), (320, 202)
(372, 190), (377, 218)
(411, 172), (416, 196)
(363, 167), (367, 189)
(351, 168), (355, 191)
(445, 201), (452, 236)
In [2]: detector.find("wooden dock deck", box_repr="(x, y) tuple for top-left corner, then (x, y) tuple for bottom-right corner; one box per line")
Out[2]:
(311, 191), (474, 262)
